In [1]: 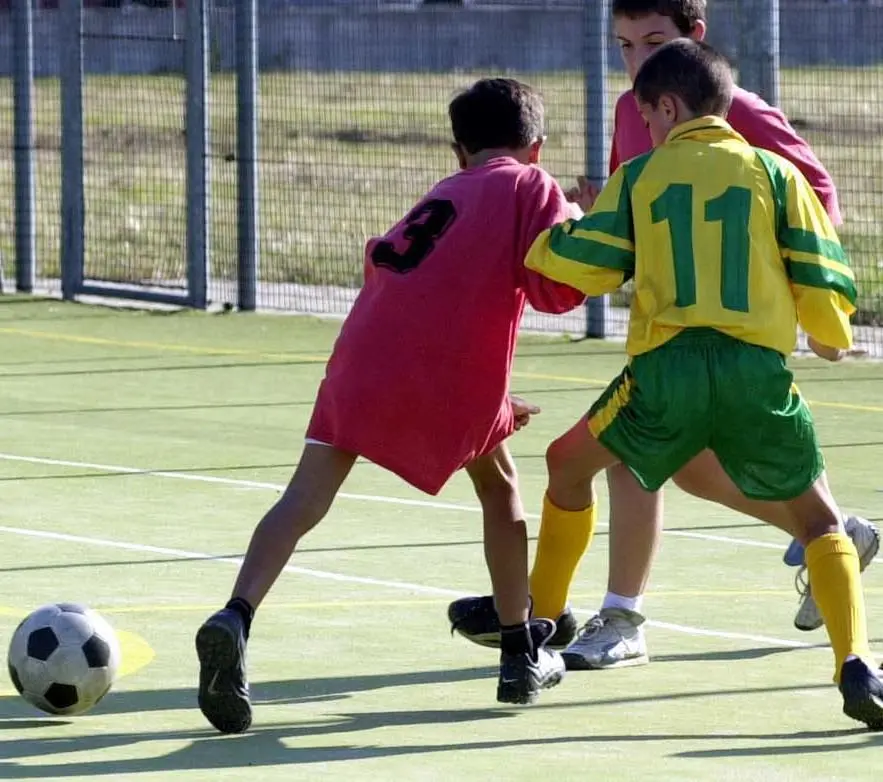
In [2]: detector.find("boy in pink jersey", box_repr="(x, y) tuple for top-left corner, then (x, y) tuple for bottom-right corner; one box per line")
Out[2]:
(194, 78), (583, 733)
(447, 0), (878, 670)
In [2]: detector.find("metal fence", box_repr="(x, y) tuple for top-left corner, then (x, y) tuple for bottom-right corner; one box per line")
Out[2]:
(3, 0), (883, 350)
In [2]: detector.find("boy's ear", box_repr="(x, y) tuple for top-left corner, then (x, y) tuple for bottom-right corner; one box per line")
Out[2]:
(527, 136), (545, 165)
(660, 94), (679, 122)
(689, 20), (707, 41)
(451, 142), (468, 170)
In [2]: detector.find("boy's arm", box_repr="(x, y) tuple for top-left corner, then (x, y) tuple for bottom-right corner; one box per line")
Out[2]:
(518, 175), (587, 314)
(780, 167), (856, 353)
(731, 94), (842, 225)
(524, 166), (634, 297)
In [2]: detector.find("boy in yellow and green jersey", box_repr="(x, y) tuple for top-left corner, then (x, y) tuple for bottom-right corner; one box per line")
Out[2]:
(524, 38), (883, 730)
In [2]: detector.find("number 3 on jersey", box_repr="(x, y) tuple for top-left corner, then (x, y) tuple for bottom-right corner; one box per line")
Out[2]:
(651, 184), (751, 312)
(371, 199), (457, 273)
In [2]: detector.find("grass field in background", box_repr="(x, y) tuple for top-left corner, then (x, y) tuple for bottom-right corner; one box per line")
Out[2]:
(0, 299), (882, 780)
(0, 68), (881, 319)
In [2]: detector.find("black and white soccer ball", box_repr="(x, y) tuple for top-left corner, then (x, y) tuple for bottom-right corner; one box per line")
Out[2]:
(6, 603), (122, 716)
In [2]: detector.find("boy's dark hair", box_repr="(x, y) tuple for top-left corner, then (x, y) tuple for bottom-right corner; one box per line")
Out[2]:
(612, 0), (707, 36)
(449, 78), (544, 155)
(633, 39), (734, 117)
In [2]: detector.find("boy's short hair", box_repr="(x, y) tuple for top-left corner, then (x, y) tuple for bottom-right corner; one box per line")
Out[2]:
(633, 38), (734, 118)
(612, 0), (707, 36)
(449, 78), (544, 155)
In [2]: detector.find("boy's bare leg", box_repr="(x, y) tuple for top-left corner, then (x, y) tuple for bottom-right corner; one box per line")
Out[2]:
(559, 453), (656, 671)
(231, 443), (357, 610)
(672, 449), (798, 535)
(466, 442), (566, 704)
(465, 444), (529, 627)
(196, 442), (356, 734)
(605, 464), (665, 601)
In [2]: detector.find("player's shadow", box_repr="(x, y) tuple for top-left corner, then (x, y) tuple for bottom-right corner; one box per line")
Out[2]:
(0, 666), (500, 722)
(675, 729), (883, 759)
(649, 644), (826, 664)
(0, 718), (73, 730)
(0, 712), (876, 776)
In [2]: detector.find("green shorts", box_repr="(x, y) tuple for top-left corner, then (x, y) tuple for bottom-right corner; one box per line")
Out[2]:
(588, 328), (824, 501)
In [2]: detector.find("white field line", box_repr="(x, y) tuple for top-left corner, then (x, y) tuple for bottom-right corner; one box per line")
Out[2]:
(0, 522), (820, 652)
(0, 452), (783, 551)
(0, 450), (832, 652)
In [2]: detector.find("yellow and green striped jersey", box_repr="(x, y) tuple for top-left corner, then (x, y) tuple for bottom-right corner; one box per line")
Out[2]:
(525, 116), (856, 357)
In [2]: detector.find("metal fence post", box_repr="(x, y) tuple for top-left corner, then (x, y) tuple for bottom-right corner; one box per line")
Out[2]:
(583, 0), (609, 338)
(60, 0), (85, 301)
(13, 0), (36, 294)
(185, 0), (210, 309)
(738, 0), (780, 106)
(237, 0), (259, 312)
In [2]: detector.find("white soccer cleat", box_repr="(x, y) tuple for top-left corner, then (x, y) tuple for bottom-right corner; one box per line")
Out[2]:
(561, 607), (649, 670)
(794, 516), (880, 632)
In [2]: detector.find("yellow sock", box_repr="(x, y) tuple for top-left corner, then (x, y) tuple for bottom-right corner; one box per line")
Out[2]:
(806, 532), (874, 682)
(528, 494), (596, 619)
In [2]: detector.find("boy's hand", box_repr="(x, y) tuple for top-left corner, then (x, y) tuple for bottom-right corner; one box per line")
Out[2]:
(807, 335), (845, 362)
(510, 394), (541, 431)
(565, 175), (601, 214)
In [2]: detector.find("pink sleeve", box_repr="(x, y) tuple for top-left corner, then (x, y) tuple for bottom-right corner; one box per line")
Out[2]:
(609, 102), (621, 176)
(518, 171), (586, 314)
(729, 91), (842, 225)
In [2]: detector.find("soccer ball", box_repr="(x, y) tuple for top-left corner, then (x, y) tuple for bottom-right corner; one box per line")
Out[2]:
(6, 603), (122, 716)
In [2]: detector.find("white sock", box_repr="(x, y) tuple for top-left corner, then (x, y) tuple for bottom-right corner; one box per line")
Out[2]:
(601, 591), (643, 614)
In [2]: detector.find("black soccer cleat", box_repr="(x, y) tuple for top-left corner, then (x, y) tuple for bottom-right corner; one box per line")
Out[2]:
(448, 594), (579, 650)
(839, 658), (883, 731)
(196, 608), (253, 734)
(496, 618), (566, 705)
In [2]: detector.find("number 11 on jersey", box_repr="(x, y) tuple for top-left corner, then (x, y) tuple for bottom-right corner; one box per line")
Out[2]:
(651, 184), (752, 313)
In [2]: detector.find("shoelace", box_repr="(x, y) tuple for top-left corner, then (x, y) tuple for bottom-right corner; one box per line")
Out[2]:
(578, 613), (607, 638)
(794, 565), (810, 599)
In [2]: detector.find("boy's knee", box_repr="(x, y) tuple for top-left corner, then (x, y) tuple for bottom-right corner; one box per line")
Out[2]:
(545, 436), (568, 475)
(470, 463), (518, 501)
(545, 436), (596, 486)
(275, 485), (331, 531)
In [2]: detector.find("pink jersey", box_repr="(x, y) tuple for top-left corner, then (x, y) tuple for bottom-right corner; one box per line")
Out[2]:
(610, 87), (842, 224)
(306, 157), (585, 495)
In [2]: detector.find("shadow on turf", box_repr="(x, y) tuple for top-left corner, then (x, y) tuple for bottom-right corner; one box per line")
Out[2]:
(0, 666), (500, 723)
(674, 729), (882, 759)
(2, 678), (878, 775)
(649, 645), (830, 664)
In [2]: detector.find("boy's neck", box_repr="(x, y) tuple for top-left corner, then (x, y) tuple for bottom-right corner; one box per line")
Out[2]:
(464, 148), (526, 169)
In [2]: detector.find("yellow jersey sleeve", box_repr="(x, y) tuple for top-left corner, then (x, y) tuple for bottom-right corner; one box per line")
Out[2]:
(524, 167), (635, 296)
(779, 167), (856, 349)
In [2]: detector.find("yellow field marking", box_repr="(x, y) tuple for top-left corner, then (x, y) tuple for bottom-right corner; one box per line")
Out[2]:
(510, 370), (610, 387)
(116, 630), (155, 678)
(2, 326), (881, 414)
(4, 587), (882, 622)
(0, 327), (328, 365)
(0, 606), (155, 680)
